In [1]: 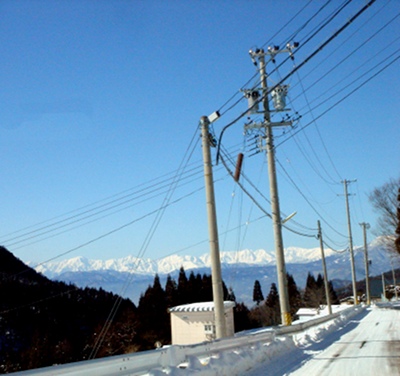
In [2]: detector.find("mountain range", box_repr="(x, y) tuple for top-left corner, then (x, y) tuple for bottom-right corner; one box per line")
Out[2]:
(31, 238), (394, 306)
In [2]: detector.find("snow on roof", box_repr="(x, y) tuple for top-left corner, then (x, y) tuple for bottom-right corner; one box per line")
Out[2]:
(169, 301), (235, 313)
(296, 308), (319, 316)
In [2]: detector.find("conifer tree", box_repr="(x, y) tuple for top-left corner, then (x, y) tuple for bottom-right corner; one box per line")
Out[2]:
(303, 273), (319, 308)
(316, 273), (326, 305)
(328, 280), (340, 304)
(200, 274), (213, 302)
(137, 274), (169, 347)
(233, 302), (252, 332)
(165, 275), (178, 308)
(187, 271), (198, 303)
(177, 266), (189, 304)
(252, 280), (264, 305)
(287, 273), (302, 317)
(265, 283), (280, 325)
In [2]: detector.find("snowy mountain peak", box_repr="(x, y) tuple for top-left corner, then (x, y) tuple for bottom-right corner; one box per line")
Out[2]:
(32, 246), (344, 278)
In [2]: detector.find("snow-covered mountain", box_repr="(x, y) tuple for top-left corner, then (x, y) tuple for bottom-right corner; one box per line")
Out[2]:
(30, 239), (394, 307)
(32, 246), (336, 278)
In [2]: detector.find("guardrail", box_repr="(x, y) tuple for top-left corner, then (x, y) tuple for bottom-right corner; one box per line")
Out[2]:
(11, 305), (364, 376)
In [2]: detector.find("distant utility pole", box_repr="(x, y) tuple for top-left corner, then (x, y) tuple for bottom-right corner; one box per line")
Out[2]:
(342, 179), (358, 305)
(317, 220), (332, 315)
(390, 258), (398, 301)
(244, 45), (297, 326)
(199, 115), (227, 339)
(382, 273), (386, 301)
(360, 222), (371, 305)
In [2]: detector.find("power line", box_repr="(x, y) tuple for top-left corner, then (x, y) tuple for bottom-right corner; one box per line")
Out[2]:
(276, 49), (399, 149)
(276, 158), (347, 239)
(217, 0), (377, 164)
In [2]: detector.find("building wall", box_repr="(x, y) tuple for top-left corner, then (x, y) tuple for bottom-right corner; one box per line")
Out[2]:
(171, 309), (235, 345)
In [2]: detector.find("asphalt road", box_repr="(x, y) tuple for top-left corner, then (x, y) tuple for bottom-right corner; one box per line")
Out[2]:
(246, 303), (400, 375)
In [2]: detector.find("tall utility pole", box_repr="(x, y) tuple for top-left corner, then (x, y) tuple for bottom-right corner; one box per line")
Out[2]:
(317, 220), (332, 315)
(342, 179), (358, 305)
(245, 47), (295, 326)
(360, 222), (371, 305)
(199, 115), (227, 339)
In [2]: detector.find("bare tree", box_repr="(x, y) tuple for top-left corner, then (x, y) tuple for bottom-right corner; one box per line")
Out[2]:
(369, 177), (400, 254)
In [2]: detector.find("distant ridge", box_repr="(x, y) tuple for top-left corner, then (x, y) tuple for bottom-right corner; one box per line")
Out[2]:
(32, 246), (337, 278)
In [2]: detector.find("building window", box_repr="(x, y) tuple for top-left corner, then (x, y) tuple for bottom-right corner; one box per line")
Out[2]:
(204, 324), (216, 335)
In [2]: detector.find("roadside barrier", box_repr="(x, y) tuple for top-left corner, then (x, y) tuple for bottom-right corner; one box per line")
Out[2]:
(11, 305), (364, 376)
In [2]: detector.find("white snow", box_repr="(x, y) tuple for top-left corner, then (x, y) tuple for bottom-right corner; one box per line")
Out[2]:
(140, 303), (400, 376)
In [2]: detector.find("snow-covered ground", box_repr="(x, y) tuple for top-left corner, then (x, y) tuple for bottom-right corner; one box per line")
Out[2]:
(12, 303), (399, 375)
(143, 303), (400, 375)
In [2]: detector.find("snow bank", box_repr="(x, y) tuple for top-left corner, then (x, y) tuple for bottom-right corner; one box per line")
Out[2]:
(143, 305), (365, 376)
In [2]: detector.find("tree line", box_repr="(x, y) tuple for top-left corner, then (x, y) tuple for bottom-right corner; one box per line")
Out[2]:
(250, 272), (339, 327)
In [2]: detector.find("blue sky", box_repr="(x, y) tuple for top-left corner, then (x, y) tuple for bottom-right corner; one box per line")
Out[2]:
(0, 0), (399, 267)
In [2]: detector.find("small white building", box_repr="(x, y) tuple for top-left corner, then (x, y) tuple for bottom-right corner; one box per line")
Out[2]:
(169, 301), (235, 345)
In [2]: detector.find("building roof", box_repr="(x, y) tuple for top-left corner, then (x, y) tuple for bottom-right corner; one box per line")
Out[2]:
(296, 308), (319, 316)
(169, 301), (235, 313)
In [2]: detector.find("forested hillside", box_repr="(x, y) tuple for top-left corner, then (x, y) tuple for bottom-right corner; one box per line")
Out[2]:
(0, 246), (138, 373)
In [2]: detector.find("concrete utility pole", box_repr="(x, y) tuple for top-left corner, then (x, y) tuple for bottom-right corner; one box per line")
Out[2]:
(360, 222), (371, 305)
(382, 273), (386, 301)
(317, 220), (332, 315)
(245, 47), (295, 326)
(342, 179), (358, 305)
(390, 258), (398, 301)
(200, 115), (227, 339)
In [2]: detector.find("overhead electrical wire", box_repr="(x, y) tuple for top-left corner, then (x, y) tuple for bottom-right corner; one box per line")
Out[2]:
(217, 0), (377, 164)
(275, 158), (347, 238)
(217, 0), (317, 116)
(291, 70), (343, 184)
(288, 0), (397, 97)
(219, 147), (318, 239)
(277, 150), (345, 226)
(274, 0), (332, 48)
(291, 37), (400, 118)
(276, 50), (399, 149)
(322, 240), (349, 253)
(217, 0), (353, 120)
(89, 125), (206, 358)
(0, 161), (198, 241)
(88, 128), (249, 358)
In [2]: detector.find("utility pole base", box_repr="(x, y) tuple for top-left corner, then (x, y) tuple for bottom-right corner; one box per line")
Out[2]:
(282, 312), (292, 326)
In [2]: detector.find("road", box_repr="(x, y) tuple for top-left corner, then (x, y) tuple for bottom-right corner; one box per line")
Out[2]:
(245, 303), (400, 375)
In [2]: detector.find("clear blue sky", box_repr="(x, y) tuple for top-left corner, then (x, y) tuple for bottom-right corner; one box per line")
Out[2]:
(0, 0), (399, 265)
